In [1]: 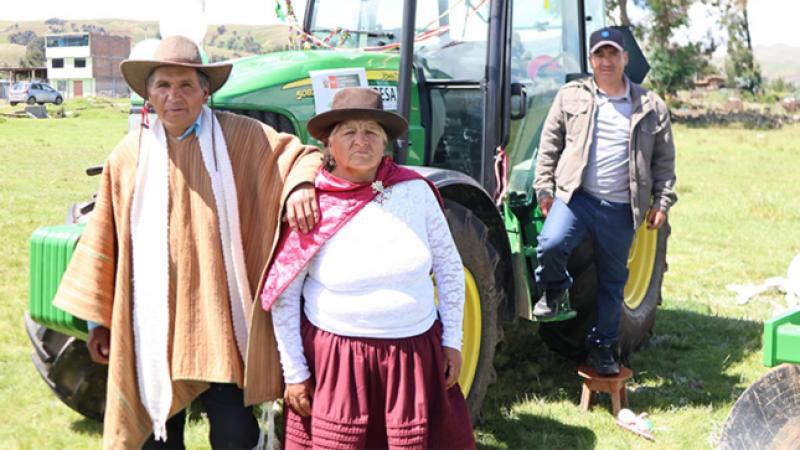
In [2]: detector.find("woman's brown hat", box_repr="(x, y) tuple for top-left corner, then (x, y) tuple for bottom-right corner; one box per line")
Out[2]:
(120, 35), (232, 99)
(306, 87), (408, 141)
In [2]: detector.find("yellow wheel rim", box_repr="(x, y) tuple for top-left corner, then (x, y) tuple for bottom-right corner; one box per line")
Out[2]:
(623, 225), (658, 309)
(459, 268), (481, 397)
(433, 268), (481, 398)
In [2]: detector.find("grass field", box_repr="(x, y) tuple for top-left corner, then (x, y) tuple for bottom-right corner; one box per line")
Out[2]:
(1, 99), (799, 449)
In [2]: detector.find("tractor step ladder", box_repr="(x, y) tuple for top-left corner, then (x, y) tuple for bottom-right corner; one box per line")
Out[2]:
(522, 244), (578, 322)
(507, 191), (578, 323)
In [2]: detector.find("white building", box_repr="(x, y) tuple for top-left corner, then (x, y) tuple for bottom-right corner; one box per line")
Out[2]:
(46, 33), (130, 98)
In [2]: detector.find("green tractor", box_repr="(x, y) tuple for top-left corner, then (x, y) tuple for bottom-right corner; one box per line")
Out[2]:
(26, 0), (668, 423)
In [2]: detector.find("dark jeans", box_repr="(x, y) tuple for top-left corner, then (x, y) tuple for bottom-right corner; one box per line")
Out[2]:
(142, 383), (260, 450)
(535, 190), (635, 346)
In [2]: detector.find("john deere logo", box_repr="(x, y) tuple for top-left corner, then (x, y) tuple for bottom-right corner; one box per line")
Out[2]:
(602, 30), (610, 37)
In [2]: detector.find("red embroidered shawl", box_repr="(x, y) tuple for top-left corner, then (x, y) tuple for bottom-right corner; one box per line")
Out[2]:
(260, 156), (442, 311)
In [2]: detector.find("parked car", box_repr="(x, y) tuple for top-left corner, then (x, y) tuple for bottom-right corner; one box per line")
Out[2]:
(9, 81), (63, 106)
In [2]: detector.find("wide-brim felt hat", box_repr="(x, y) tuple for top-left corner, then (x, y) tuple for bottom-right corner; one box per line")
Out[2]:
(306, 87), (408, 142)
(120, 35), (232, 99)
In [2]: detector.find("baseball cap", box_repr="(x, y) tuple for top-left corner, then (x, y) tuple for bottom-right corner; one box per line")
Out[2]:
(589, 27), (626, 54)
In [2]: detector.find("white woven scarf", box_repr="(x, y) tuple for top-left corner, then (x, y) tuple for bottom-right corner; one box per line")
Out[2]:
(131, 105), (252, 441)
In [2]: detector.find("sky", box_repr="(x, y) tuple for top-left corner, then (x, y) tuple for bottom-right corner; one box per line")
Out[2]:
(1, 0), (798, 48)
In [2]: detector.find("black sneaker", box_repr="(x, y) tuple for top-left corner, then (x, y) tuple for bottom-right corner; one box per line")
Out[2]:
(533, 289), (567, 318)
(586, 344), (620, 376)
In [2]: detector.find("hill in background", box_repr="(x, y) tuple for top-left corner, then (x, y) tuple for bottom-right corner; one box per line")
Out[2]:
(2, 19), (799, 87)
(753, 44), (800, 85)
(0, 19), (292, 68)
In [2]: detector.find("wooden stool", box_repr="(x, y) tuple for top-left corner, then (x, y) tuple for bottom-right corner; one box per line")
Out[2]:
(578, 365), (633, 416)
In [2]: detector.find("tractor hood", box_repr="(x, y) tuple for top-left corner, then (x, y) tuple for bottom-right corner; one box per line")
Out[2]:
(212, 49), (401, 105)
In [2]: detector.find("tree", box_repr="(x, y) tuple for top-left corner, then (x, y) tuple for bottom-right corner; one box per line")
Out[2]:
(21, 36), (45, 68)
(607, 0), (717, 97)
(9, 30), (37, 46)
(721, 0), (761, 94)
(242, 35), (262, 53)
(45, 17), (65, 33)
(642, 0), (709, 96)
(648, 43), (709, 95)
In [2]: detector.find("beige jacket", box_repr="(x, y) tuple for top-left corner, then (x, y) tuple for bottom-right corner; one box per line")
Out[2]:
(534, 77), (677, 228)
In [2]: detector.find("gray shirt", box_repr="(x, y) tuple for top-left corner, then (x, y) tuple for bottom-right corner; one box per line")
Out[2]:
(582, 78), (632, 204)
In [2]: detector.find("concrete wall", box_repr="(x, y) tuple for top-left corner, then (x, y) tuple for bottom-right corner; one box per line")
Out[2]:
(91, 34), (130, 97)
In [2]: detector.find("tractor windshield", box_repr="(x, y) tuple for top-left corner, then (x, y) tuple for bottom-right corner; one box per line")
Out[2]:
(307, 0), (491, 81)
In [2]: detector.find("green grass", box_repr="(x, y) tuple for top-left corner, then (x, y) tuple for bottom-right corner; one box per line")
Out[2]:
(476, 125), (800, 449)
(1, 103), (799, 448)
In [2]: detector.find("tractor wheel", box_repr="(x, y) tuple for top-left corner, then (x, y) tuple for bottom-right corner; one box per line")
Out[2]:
(25, 313), (107, 421)
(27, 96), (36, 105)
(443, 200), (505, 423)
(720, 364), (800, 449)
(539, 222), (670, 360)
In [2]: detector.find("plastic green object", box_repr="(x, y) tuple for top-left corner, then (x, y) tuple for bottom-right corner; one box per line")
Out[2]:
(763, 308), (800, 367)
(532, 291), (578, 323)
(28, 223), (88, 339)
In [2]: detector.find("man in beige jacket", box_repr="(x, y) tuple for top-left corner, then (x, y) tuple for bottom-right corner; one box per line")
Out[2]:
(53, 35), (321, 448)
(533, 28), (677, 375)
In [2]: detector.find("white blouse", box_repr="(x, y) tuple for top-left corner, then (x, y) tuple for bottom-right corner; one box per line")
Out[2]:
(272, 180), (466, 383)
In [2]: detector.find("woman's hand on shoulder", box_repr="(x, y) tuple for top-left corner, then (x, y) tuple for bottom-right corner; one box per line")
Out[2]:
(442, 347), (462, 389)
(284, 378), (315, 417)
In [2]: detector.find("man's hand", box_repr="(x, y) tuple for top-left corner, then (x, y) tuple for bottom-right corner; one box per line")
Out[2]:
(647, 207), (667, 230)
(284, 378), (314, 417)
(539, 197), (554, 217)
(284, 182), (319, 234)
(87, 326), (110, 365)
(443, 347), (462, 389)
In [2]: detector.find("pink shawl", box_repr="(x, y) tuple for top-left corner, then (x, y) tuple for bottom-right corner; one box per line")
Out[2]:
(260, 156), (442, 311)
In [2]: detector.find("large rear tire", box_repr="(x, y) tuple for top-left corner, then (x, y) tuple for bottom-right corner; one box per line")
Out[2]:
(539, 223), (670, 359)
(25, 313), (107, 421)
(443, 200), (505, 423)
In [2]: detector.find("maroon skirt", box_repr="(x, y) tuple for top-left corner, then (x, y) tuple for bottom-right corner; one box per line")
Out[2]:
(284, 317), (476, 450)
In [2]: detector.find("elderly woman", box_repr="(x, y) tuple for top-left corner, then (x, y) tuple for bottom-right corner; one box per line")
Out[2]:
(260, 87), (475, 449)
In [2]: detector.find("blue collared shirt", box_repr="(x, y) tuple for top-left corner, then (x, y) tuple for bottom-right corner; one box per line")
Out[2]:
(177, 113), (202, 141)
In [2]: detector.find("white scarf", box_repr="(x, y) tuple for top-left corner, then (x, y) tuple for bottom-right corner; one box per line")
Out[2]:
(131, 105), (252, 441)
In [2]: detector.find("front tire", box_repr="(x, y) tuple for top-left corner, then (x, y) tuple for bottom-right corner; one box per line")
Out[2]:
(27, 96), (36, 105)
(25, 313), (107, 421)
(54, 96), (63, 105)
(539, 223), (670, 359)
(443, 200), (505, 422)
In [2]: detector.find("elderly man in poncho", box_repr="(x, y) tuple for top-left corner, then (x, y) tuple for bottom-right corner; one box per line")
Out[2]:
(52, 35), (321, 449)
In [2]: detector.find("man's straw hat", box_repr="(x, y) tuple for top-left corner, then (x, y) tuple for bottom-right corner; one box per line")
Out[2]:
(120, 35), (232, 99)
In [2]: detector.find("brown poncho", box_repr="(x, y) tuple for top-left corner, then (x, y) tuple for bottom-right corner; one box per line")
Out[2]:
(53, 111), (321, 449)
